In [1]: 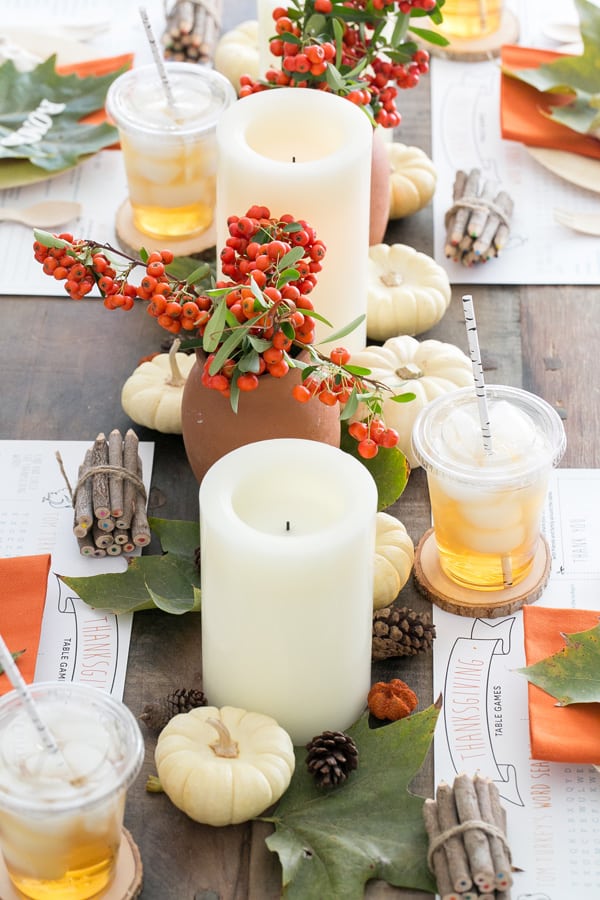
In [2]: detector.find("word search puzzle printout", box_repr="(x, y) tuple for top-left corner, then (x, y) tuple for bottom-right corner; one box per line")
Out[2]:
(432, 469), (600, 897)
(0, 440), (154, 699)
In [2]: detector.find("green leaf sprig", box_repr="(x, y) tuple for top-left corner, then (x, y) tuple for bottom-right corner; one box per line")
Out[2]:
(0, 56), (130, 171)
(0, 649), (25, 676)
(502, 0), (600, 137)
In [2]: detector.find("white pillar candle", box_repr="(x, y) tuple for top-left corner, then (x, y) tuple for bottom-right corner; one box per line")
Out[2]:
(256, 0), (280, 76)
(199, 438), (377, 745)
(216, 88), (372, 352)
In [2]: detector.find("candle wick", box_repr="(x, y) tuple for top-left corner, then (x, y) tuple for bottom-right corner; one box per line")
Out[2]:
(292, 156), (296, 163)
(285, 521), (290, 532)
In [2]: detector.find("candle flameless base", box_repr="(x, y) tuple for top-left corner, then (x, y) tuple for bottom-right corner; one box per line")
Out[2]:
(414, 528), (551, 618)
(426, 10), (519, 61)
(0, 828), (143, 900)
(115, 199), (216, 257)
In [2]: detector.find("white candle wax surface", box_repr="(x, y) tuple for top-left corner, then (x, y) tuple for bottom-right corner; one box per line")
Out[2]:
(216, 88), (372, 352)
(199, 439), (377, 745)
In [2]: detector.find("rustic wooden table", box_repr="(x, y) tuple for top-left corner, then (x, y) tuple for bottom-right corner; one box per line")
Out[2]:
(1, 2), (598, 898)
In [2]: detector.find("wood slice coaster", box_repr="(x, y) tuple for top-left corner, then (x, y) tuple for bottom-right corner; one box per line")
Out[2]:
(116, 199), (216, 257)
(0, 828), (143, 899)
(427, 10), (519, 61)
(414, 528), (551, 619)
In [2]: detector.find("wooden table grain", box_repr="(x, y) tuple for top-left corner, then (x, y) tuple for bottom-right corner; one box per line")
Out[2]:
(0, 3), (597, 897)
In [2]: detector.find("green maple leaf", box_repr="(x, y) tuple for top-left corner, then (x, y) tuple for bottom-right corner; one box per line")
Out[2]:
(263, 701), (441, 899)
(58, 517), (201, 615)
(517, 621), (600, 705)
(0, 55), (129, 171)
(503, 0), (600, 137)
(340, 424), (410, 512)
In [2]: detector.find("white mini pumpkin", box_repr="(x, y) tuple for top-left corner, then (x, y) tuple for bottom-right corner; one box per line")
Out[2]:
(121, 342), (195, 434)
(349, 335), (474, 468)
(387, 142), (437, 220)
(214, 20), (260, 91)
(367, 243), (451, 340)
(155, 706), (295, 827)
(374, 513), (414, 609)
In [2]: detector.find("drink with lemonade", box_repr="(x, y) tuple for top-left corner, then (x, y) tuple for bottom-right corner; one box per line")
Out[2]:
(412, 385), (566, 591)
(106, 62), (235, 240)
(0, 683), (143, 900)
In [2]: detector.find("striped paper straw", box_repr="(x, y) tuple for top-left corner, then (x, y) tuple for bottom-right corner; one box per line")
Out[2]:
(0, 634), (60, 755)
(462, 293), (493, 455)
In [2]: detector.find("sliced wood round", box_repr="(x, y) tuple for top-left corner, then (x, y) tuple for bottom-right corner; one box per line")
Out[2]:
(427, 10), (519, 62)
(115, 199), (216, 257)
(414, 528), (552, 619)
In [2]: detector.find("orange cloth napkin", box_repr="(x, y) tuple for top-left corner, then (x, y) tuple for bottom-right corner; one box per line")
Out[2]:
(0, 554), (51, 696)
(523, 606), (600, 764)
(500, 45), (600, 161)
(56, 53), (134, 133)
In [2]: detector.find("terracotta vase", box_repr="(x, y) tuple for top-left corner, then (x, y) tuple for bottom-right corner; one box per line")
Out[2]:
(181, 351), (341, 483)
(369, 128), (391, 245)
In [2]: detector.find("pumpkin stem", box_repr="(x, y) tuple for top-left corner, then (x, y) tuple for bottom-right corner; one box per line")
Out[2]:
(145, 775), (164, 793)
(380, 271), (404, 288)
(395, 363), (423, 380)
(207, 717), (240, 758)
(167, 339), (187, 388)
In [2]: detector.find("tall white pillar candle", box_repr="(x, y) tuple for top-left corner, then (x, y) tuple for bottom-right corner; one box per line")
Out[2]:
(216, 88), (372, 352)
(199, 438), (377, 745)
(256, 0), (280, 76)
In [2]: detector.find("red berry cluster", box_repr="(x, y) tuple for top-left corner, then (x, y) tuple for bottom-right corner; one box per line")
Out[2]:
(199, 207), (323, 394)
(348, 418), (400, 459)
(238, 0), (438, 129)
(33, 234), (97, 300)
(291, 346), (400, 458)
(32, 207), (402, 458)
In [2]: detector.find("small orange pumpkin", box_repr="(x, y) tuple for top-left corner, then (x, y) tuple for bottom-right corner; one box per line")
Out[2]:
(367, 679), (418, 721)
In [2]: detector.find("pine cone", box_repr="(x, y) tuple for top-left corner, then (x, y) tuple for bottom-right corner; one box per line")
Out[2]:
(306, 731), (358, 788)
(372, 605), (436, 661)
(140, 687), (207, 731)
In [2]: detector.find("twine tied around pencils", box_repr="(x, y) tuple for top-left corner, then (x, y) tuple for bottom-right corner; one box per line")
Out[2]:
(55, 454), (147, 507)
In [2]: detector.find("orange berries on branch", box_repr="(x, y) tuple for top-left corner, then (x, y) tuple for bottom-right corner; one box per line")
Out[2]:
(238, 0), (444, 129)
(31, 206), (403, 457)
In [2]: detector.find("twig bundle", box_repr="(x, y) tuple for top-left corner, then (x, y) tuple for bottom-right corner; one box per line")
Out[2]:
(423, 774), (513, 900)
(444, 169), (513, 266)
(63, 430), (150, 559)
(162, 0), (222, 63)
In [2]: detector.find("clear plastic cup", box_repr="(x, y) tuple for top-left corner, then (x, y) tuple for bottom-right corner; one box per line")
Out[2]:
(0, 682), (144, 900)
(412, 385), (566, 591)
(106, 62), (235, 240)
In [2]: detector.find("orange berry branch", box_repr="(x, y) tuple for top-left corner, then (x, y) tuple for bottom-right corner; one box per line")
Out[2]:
(239, 0), (446, 129)
(33, 207), (414, 459)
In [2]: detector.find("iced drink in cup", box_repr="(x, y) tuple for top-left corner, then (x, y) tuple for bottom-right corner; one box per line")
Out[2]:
(412, 385), (566, 591)
(438, 0), (504, 39)
(0, 682), (144, 900)
(106, 62), (235, 239)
